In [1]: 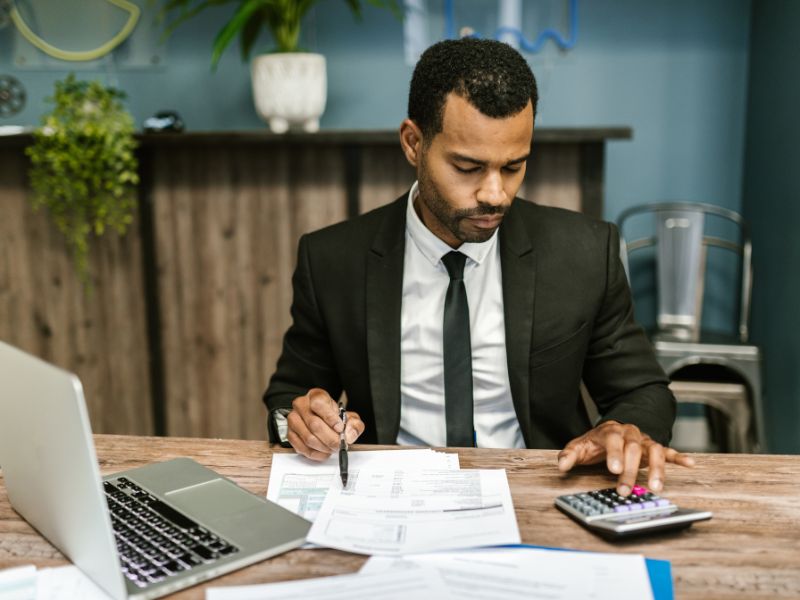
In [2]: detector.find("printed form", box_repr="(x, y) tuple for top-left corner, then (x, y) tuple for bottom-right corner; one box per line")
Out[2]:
(305, 468), (520, 555)
(361, 547), (654, 600)
(206, 565), (451, 600)
(267, 449), (459, 521)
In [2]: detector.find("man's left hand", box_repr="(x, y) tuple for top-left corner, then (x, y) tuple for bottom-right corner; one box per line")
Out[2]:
(556, 420), (695, 496)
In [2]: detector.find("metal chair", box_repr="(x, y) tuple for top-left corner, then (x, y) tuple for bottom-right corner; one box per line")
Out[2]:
(617, 202), (765, 452)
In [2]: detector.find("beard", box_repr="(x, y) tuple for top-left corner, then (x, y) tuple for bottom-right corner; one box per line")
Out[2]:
(417, 156), (508, 244)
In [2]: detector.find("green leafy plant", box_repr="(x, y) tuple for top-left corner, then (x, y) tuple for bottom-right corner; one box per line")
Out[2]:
(156, 0), (402, 67)
(26, 74), (139, 287)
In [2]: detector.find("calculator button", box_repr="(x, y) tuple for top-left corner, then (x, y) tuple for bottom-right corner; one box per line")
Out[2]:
(656, 499), (670, 507)
(629, 504), (643, 511)
(614, 505), (631, 513)
(631, 485), (647, 496)
(642, 501), (656, 509)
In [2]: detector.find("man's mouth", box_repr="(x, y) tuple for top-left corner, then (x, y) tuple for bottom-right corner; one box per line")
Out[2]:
(466, 215), (504, 229)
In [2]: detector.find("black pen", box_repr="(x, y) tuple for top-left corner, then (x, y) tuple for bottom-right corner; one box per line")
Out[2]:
(338, 403), (349, 487)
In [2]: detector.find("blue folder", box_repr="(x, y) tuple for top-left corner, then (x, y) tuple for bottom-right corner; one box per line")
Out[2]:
(509, 544), (673, 600)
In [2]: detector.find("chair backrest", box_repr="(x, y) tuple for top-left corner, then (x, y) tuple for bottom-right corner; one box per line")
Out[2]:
(617, 202), (752, 342)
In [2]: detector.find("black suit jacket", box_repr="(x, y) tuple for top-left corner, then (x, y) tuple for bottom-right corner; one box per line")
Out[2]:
(264, 194), (675, 448)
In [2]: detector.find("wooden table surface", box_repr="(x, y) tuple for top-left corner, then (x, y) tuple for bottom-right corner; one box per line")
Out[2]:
(1, 435), (799, 599)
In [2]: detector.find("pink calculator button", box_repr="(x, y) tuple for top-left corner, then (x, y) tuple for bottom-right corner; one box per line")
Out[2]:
(631, 485), (647, 496)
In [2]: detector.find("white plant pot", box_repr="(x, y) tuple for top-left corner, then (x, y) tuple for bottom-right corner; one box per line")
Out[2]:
(251, 53), (327, 134)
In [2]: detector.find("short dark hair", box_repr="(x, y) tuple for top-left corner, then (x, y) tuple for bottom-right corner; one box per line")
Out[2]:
(408, 38), (538, 140)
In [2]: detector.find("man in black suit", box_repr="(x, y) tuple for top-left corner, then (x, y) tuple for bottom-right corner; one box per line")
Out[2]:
(264, 38), (693, 495)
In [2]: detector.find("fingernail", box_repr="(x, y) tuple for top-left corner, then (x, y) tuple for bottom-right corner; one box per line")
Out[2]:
(333, 421), (344, 433)
(610, 460), (622, 473)
(650, 478), (662, 492)
(347, 429), (358, 444)
(618, 485), (631, 496)
(558, 457), (569, 469)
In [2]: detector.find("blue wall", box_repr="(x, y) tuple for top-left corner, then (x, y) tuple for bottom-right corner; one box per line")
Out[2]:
(2, 0), (751, 227)
(742, 0), (800, 455)
(9, 1), (791, 448)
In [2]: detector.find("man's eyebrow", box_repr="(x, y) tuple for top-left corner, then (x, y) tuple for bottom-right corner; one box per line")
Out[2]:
(448, 152), (530, 166)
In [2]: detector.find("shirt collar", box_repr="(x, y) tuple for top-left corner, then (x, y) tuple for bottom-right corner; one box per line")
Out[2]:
(406, 181), (498, 268)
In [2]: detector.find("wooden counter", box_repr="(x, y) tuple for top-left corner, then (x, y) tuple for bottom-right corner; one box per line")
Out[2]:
(1, 435), (798, 599)
(0, 128), (630, 439)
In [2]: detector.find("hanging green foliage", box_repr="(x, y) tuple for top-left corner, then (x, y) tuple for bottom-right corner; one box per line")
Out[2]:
(26, 74), (139, 287)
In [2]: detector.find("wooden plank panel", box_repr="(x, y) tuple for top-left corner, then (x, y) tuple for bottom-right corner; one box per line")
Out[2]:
(522, 143), (582, 212)
(358, 146), (415, 214)
(0, 149), (152, 435)
(356, 143), (583, 214)
(154, 144), (346, 439)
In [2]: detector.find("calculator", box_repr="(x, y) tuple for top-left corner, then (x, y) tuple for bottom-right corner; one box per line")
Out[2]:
(554, 485), (712, 539)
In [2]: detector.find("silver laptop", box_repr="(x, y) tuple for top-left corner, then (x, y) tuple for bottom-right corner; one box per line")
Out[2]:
(0, 341), (310, 599)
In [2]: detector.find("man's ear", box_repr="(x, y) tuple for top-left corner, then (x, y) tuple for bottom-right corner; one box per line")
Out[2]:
(399, 119), (424, 167)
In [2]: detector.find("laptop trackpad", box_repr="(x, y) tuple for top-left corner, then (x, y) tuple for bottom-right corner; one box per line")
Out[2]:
(166, 478), (265, 522)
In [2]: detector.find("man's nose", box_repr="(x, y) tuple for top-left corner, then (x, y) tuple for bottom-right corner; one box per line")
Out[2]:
(476, 171), (507, 206)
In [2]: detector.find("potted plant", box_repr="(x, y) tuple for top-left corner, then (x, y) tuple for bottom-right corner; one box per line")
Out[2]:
(26, 74), (139, 287)
(158, 0), (401, 133)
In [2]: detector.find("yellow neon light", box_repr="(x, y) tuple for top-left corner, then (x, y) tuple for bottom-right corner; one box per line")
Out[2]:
(10, 0), (140, 62)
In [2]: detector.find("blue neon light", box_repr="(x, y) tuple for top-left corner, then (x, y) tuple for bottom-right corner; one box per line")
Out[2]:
(444, 0), (578, 52)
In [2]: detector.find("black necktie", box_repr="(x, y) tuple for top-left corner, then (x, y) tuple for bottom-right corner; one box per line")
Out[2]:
(441, 251), (474, 447)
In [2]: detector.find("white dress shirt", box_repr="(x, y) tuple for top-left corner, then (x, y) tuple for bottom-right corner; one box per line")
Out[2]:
(396, 182), (525, 449)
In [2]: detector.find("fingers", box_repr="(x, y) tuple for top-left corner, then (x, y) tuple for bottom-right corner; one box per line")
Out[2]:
(307, 389), (344, 434)
(664, 447), (696, 468)
(558, 422), (696, 497)
(646, 443), (666, 493)
(557, 429), (609, 472)
(616, 435), (642, 496)
(604, 433), (625, 475)
(344, 411), (365, 444)
(557, 447), (578, 472)
(286, 389), (367, 460)
(286, 428), (331, 462)
(288, 389), (340, 457)
(287, 409), (335, 456)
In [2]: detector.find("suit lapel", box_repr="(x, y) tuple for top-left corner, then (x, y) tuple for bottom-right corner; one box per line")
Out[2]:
(366, 196), (408, 444)
(499, 200), (537, 447)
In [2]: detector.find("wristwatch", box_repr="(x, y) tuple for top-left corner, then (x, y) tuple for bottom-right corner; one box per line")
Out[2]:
(270, 408), (293, 447)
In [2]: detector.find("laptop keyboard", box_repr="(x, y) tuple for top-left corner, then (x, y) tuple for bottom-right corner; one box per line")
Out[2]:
(104, 477), (239, 588)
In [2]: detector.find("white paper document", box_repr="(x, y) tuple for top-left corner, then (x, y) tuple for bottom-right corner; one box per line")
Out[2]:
(0, 565), (36, 600)
(205, 564), (451, 600)
(306, 468), (520, 555)
(361, 547), (654, 600)
(267, 449), (459, 521)
(0, 564), (114, 600)
(36, 566), (113, 600)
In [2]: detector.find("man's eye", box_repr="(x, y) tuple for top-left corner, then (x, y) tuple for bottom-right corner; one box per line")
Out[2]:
(503, 166), (522, 173)
(454, 165), (480, 174)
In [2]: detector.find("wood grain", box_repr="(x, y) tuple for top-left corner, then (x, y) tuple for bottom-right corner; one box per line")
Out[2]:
(1, 435), (797, 599)
(151, 144), (347, 439)
(2, 135), (611, 441)
(0, 149), (153, 436)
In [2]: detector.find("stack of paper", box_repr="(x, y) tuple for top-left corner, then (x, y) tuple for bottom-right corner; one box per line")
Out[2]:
(0, 564), (112, 600)
(242, 449), (668, 600)
(268, 449), (521, 555)
(306, 468), (520, 555)
(0, 565), (36, 600)
(205, 546), (658, 600)
(267, 449), (459, 521)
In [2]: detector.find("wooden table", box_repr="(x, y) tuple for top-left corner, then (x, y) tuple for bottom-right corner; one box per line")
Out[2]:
(1, 435), (799, 598)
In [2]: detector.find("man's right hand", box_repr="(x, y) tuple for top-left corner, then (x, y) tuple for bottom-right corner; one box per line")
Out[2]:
(287, 388), (365, 461)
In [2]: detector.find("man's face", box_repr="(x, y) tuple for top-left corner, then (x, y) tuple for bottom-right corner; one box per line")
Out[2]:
(415, 93), (534, 247)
